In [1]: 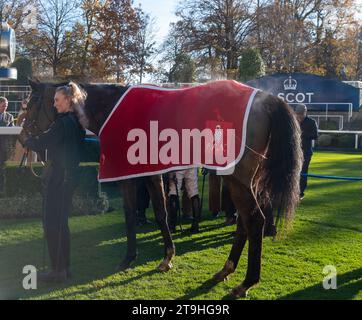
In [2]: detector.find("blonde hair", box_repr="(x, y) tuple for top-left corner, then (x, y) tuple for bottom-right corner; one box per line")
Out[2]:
(56, 82), (89, 129)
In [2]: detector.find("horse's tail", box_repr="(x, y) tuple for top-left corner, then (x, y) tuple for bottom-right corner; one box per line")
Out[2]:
(258, 93), (303, 226)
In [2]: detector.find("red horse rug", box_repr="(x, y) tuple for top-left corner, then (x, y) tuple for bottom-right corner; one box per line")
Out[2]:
(98, 80), (258, 182)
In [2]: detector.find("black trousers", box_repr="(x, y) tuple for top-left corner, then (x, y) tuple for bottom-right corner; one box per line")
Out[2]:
(0, 138), (7, 193)
(42, 164), (77, 271)
(300, 153), (312, 197)
(209, 172), (236, 218)
(137, 178), (150, 219)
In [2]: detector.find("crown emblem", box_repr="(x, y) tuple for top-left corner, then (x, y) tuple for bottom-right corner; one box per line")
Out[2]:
(283, 76), (297, 90)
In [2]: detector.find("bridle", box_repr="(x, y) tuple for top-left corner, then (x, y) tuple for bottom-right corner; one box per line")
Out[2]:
(20, 92), (54, 178)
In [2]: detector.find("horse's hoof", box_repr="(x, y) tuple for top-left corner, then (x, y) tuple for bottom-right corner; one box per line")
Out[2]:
(213, 260), (235, 283)
(231, 285), (248, 298)
(158, 260), (173, 272)
(212, 270), (229, 283)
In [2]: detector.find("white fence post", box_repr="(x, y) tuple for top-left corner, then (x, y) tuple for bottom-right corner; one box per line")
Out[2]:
(355, 134), (359, 150)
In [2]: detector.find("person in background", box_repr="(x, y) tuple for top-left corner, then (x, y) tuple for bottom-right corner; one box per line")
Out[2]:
(208, 170), (236, 224)
(0, 97), (14, 127)
(0, 97), (14, 194)
(168, 168), (201, 233)
(294, 104), (318, 199)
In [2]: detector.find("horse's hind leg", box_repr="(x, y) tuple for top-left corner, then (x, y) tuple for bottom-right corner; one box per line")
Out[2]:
(116, 180), (138, 271)
(146, 175), (175, 272)
(212, 182), (251, 283)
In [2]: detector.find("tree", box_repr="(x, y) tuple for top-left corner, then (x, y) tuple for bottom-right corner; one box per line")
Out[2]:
(255, 0), (358, 76)
(174, 0), (256, 79)
(129, 9), (157, 83)
(255, 0), (316, 73)
(0, 0), (36, 30)
(27, 0), (79, 77)
(1, 0), (39, 56)
(168, 53), (196, 83)
(79, 0), (103, 78)
(92, 0), (140, 82)
(56, 22), (88, 79)
(356, 26), (362, 80)
(238, 48), (265, 81)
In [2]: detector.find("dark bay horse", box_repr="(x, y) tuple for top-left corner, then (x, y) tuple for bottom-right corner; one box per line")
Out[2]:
(20, 79), (302, 298)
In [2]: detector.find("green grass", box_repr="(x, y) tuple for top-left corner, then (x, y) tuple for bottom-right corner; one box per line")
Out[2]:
(1, 151), (362, 300)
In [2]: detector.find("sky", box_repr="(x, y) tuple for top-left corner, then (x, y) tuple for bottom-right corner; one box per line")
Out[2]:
(136, 0), (179, 44)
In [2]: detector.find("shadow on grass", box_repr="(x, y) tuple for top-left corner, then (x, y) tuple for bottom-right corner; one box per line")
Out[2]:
(297, 217), (362, 234)
(0, 222), (122, 300)
(47, 269), (161, 300)
(176, 267), (362, 301)
(291, 179), (362, 242)
(0, 216), (234, 300)
(278, 267), (362, 300)
(176, 279), (219, 300)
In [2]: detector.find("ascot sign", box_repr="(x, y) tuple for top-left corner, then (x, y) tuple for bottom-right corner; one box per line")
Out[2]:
(247, 73), (360, 112)
(277, 76), (314, 104)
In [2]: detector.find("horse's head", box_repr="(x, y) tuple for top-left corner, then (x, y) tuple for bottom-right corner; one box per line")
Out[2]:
(19, 79), (62, 145)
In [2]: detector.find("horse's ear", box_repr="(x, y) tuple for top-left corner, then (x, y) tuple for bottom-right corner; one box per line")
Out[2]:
(28, 77), (40, 90)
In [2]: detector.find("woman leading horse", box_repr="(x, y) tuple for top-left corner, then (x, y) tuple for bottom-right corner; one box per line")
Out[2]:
(23, 82), (87, 282)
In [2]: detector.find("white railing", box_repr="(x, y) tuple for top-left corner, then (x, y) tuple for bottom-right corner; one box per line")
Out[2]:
(0, 86), (32, 116)
(0, 127), (96, 136)
(318, 130), (362, 149)
(289, 102), (354, 121)
(309, 115), (344, 130)
(0, 85), (31, 93)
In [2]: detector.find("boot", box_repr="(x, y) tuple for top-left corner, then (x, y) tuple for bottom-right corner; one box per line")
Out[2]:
(168, 195), (178, 233)
(190, 195), (201, 233)
(212, 211), (221, 219)
(136, 209), (151, 226)
(225, 212), (237, 225)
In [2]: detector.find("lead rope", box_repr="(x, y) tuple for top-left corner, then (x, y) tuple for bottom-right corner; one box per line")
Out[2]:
(245, 145), (268, 160)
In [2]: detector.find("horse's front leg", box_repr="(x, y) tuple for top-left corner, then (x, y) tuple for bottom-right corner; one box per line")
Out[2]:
(146, 175), (175, 272)
(116, 180), (138, 271)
